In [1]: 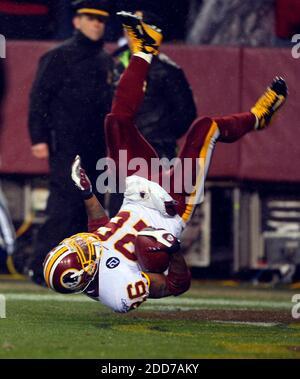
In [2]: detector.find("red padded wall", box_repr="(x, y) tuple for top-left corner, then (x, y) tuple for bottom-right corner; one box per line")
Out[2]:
(0, 41), (55, 174)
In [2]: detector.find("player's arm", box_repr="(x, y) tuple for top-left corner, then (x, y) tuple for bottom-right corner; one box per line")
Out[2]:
(71, 155), (109, 229)
(146, 250), (191, 298)
(84, 195), (107, 222)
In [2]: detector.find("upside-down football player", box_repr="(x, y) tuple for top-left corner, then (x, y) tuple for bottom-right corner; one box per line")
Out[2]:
(43, 12), (288, 313)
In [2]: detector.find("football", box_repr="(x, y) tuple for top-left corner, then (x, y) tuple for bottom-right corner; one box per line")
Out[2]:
(135, 227), (177, 273)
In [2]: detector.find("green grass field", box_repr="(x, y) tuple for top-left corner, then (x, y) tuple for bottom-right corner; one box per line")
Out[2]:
(0, 279), (300, 359)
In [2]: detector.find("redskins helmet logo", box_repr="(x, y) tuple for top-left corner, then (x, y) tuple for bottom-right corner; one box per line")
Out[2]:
(60, 269), (82, 289)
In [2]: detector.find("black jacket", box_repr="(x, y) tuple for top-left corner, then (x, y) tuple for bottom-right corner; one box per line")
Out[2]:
(29, 31), (113, 159)
(113, 49), (197, 159)
(0, 60), (5, 107)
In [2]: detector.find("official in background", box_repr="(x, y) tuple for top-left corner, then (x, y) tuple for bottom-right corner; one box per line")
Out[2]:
(28, 0), (114, 284)
(109, 10), (197, 216)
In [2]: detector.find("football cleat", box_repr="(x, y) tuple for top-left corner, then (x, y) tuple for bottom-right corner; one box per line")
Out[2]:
(117, 11), (163, 55)
(251, 76), (288, 130)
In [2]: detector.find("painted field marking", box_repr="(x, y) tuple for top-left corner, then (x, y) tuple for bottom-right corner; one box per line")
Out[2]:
(212, 320), (281, 327)
(146, 298), (291, 309)
(0, 295), (6, 318)
(5, 293), (90, 302)
(3, 293), (291, 310)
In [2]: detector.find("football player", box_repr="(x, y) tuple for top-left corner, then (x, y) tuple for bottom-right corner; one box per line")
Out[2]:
(43, 12), (288, 313)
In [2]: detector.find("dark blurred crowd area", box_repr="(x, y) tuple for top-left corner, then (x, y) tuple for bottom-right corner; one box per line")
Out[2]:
(0, 0), (299, 44)
(187, 0), (300, 46)
(0, 0), (190, 42)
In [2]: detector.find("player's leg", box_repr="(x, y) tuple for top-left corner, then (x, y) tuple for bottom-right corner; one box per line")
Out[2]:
(215, 77), (288, 142)
(172, 113), (255, 220)
(105, 12), (163, 177)
(170, 77), (288, 221)
(105, 56), (159, 175)
(168, 116), (220, 220)
(213, 112), (256, 142)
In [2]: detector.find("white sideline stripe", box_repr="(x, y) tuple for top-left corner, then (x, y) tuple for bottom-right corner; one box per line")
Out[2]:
(145, 299), (290, 310)
(3, 293), (291, 309)
(5, 294), (91, 302)
(148, 298), (290, 308)
(212, 320), (281, 327)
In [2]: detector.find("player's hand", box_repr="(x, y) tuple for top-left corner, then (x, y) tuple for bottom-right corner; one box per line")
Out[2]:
(31, 143), (49, 159)
(71, 155), (93, 200)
